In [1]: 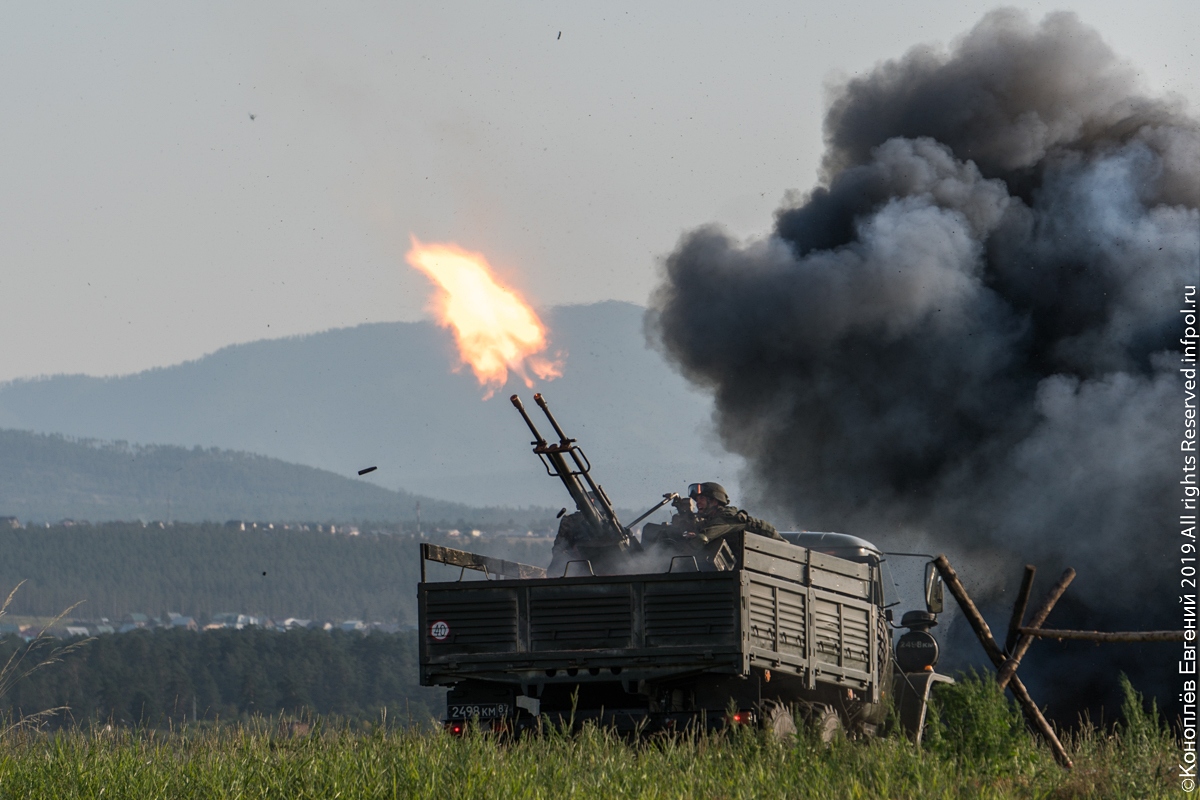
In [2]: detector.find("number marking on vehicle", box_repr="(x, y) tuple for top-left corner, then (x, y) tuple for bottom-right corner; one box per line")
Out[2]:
(448, 703), (510, 720)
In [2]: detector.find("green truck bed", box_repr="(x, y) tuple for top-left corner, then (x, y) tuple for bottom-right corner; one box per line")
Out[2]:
(419, 533), (885, 704)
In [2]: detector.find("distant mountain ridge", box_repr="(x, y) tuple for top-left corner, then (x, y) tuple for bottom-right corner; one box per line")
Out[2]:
(0, 428), (552, 525)
(0, 302), (742, 509)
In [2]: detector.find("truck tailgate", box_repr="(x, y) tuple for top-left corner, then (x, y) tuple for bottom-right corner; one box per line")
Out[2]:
(420, 572), (744, 685)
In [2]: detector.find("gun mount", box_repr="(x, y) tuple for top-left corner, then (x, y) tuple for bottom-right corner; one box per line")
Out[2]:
(510, 394), (636, 566)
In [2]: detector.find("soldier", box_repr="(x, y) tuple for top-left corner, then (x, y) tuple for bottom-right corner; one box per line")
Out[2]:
(642, 482), (782, 550)
(547, 492), (632, 576)
(548, 509), (589, 576)
(685, 482), (783, 543)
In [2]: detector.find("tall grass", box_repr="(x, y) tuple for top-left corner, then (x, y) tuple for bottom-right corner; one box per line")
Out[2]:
(0, 582), (90, 734)
(0, 675), (1179, 799)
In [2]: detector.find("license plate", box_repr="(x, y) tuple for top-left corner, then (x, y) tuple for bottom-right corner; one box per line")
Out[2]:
(448, 702), (511, 720)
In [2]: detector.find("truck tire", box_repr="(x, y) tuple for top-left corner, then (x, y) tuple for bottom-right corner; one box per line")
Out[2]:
(762, 701), (797, 740)
(812, 705), (842, 745)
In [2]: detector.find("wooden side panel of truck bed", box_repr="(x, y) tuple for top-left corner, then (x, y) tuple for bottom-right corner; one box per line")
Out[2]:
(419, 535), (880, 698)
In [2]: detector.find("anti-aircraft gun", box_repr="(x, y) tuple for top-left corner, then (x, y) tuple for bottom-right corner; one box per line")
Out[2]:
(509, 394), (636, 573)
(416, 394), (952, 741)
(511, 393), (738, 575)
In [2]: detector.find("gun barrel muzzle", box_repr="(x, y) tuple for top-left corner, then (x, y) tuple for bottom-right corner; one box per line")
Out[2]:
(511, 394), (547, 445)
(533, 393), (572, 442)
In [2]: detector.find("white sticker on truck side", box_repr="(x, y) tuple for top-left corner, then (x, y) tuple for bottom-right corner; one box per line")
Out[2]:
(430, 620), (450, 640)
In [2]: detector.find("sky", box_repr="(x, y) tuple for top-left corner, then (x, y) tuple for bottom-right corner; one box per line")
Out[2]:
(0, 1), (1195, 384)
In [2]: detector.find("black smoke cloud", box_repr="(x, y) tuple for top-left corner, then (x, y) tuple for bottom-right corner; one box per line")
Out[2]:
(648, 9), (1199, 721)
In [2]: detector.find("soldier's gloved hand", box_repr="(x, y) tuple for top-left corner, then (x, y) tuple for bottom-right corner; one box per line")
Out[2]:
(671, 496), (696, 515)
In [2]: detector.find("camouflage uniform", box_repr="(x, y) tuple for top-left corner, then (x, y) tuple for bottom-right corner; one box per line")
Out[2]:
(691, 505), (782, 544)
(643, 504), (782, 549)
(548, 511), (588, 574)
(548, 511), (631, 575)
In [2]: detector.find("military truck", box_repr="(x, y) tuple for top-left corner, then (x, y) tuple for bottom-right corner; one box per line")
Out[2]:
(417, 394), (949, 739)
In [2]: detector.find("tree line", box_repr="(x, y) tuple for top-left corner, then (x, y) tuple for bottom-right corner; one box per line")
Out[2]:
(1, 628), (443, 727)
(0, 523), (553, 622)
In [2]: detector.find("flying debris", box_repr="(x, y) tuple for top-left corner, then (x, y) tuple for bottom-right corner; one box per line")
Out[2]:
(357, 466), (378, 476)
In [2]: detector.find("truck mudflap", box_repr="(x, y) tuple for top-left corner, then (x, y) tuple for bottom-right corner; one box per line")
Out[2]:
(892, 671), (954, 744)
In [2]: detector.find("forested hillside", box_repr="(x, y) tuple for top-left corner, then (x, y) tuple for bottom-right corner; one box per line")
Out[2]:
(0, 430), (556, 526)
(0, 523), (554, 621)
(0, 302), (740, 508)
(1, 628), (441, 726)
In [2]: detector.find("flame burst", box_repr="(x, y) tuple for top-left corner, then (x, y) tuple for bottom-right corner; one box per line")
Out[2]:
(406, 237), (563, 397)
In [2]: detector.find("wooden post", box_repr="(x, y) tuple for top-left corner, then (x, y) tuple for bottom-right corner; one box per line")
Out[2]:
(997, 569), (1075, 690)
(1005, 565), (1036, 654)
(932, 555), (1005, 664)
(1006, 678), (1071, 767)
(933, 555), (1073, 769)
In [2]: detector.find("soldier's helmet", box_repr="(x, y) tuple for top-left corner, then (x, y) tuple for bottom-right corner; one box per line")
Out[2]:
(688, 482), (729, 506)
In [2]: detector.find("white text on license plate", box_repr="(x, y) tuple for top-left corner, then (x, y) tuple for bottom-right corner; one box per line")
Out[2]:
(448, 703), (510, 720)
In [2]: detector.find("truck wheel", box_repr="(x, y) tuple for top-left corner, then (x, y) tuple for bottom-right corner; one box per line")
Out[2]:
(812, 705), (842, 745)
(762, 701), (796, 740)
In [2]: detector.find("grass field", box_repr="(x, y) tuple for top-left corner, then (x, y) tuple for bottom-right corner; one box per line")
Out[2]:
(0, 676), (1179, 799)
